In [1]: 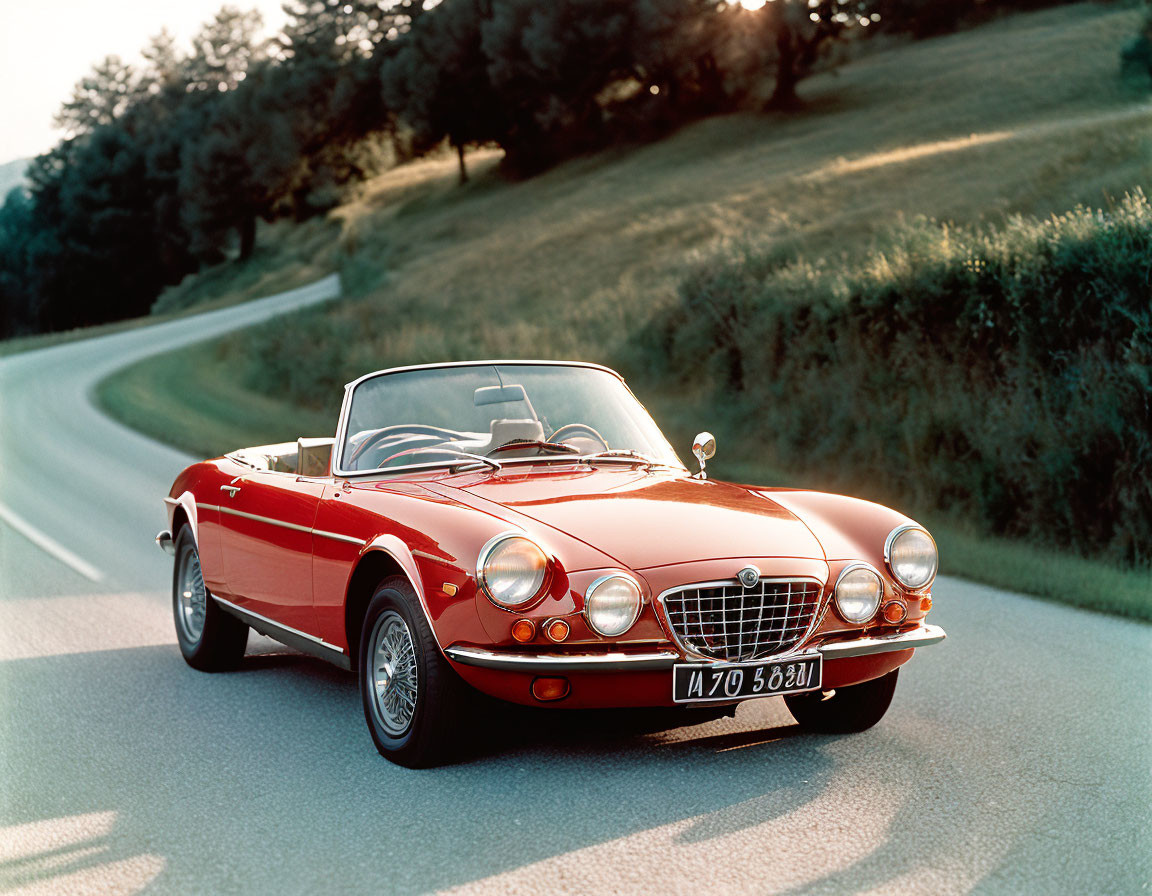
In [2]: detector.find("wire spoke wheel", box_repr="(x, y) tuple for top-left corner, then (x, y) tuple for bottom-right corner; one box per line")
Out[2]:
(368, 610), (419, 737)
(176, 545), (208, 644)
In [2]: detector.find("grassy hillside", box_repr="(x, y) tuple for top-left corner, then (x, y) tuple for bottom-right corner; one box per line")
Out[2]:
(97, 2), (1152, 618)
(197, 5), (1139, 366)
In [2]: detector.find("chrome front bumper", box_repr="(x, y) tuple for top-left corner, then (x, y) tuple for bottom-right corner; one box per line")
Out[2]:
(445, 623), (947, 673)
(817, 623), (947, 658)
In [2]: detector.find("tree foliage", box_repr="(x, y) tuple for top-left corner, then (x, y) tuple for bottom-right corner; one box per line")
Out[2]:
(0, 0), (1076, 337)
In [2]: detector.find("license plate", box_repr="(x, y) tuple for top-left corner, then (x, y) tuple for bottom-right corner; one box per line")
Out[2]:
(672, 654), (822, 704)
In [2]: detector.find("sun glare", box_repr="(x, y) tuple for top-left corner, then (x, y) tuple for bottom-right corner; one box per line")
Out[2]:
(737, 0), (768, 9)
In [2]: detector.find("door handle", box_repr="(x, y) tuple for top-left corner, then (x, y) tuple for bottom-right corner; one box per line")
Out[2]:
(220, 485), (241, 498)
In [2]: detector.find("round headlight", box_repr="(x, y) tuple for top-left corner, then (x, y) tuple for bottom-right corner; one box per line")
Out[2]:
(835, 564), (883, 624)
(886, 525), (938, 590)
(584, 574), (642, 637)
(477, 534), (548, 608)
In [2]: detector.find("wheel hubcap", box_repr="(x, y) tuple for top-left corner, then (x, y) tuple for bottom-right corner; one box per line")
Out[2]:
(369, 611), (418, 737)
(176, 546), (207, 643)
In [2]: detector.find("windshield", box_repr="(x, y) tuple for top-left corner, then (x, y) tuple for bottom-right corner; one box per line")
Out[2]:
(335, 363), (682, 474)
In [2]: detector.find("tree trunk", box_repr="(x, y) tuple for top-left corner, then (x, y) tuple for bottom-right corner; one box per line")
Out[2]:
(238, 214), (256, 262)
(768, 25), (801, 110)
(456, 143), (468, 185)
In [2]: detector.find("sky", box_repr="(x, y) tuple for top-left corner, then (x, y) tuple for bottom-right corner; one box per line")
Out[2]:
(0, 0), (289, 165)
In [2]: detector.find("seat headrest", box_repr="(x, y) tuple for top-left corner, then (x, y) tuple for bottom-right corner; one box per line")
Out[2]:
(488, 418), (544, 449)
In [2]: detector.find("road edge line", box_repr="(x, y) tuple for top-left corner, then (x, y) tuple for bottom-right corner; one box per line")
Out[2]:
(0, 501), (105, 582)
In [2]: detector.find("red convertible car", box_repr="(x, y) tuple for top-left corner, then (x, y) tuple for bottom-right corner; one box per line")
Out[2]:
(158, 360), (945, 767)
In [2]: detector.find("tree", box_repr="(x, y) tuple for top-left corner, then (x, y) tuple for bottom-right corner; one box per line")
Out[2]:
(180, 64), (304, 261)
(281, 0), (432, 63)
(756, 0), (882, 109)
(479, 0), (639, 172)
(630, 0), (734, 114)
(0, 188), (36, 336)
(23, 128), (173, 329)
(53, 56), (144, 137)
(184, 6), (268, 93)
(383, 0), (505, 183)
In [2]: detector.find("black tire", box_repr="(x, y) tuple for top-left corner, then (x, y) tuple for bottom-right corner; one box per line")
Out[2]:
(359, 576), (470, 768)
(784, 668), (899, 734)
(172, 526), (248, 672)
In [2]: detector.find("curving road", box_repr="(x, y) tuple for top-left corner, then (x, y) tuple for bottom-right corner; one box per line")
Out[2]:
(0, 277), (1149, 895)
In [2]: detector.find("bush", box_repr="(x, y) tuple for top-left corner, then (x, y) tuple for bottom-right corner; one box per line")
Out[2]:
(1120, 10), (1152, 85)
(233, 308), (361, 409)
(648, 191), (1152, 565)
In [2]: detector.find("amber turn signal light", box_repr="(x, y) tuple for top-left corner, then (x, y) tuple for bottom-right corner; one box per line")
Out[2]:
(511, 618), (536, 642)
(920, 596), (933, 613)
(531, 677), (570, 702)
(544, 618), (570, 642)
(881, 600), (908, 625)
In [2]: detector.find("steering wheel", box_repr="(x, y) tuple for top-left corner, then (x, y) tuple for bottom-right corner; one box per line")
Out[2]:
(377, 445), (496, 470)
(357, 435), (445, 470)
(548, 423), (609, 453)
(347, 424), (467, 468)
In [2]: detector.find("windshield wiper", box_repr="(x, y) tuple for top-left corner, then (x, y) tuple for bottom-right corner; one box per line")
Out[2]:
(447, 451), (504, 472)
(487, 440), (581, 457)
(582, 449), (664, 467)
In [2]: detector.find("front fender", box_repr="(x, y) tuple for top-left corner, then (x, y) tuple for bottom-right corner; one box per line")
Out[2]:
(164, 490), (199, 542)
(762, 490), (917, 569)
(358, 534), (438, 643)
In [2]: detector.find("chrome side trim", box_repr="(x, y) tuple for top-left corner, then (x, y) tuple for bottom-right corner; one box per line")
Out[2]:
(411, 549), (458, 567)
(817, 624), (946, 659)
(203, 504), (363, 546)
(218, 506), (310, 533)
(155, 530), (175, 555)
(445, 646), (679, 672)
(316, 529), (363, 545)
(213, 596), (351, 670)
(655, 576), (827, 662)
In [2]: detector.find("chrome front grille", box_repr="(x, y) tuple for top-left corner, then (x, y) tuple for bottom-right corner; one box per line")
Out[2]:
(660, 578), (823, 662)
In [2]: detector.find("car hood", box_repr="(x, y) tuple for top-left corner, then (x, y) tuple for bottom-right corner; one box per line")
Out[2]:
(446, 468), (826, 570)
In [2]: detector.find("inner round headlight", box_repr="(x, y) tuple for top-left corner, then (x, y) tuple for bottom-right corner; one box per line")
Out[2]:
(886, 525), (938, 590)
(584, 574), (642, 637)
(835, 564), (883, 624)
(477, 534), (548, 608)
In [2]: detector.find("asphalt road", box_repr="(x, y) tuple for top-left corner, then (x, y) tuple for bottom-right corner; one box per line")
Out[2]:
(0, 278), (1149, 895)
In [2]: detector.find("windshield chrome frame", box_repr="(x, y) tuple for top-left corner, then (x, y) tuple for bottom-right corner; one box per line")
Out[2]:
(331, 360), (685, 478)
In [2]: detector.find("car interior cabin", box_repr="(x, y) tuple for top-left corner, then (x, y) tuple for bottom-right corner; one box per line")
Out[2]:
(227, 437), (334, 478)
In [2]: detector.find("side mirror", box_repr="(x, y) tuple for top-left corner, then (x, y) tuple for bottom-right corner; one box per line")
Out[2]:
(691, 432), (716, 479)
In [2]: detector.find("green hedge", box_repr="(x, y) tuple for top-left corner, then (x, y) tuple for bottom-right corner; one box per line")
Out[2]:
(648, 191), (1152, 566)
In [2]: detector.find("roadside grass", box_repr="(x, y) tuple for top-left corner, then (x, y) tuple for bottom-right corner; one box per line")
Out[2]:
(926, 522), (1151, 622)
(92, 2), (1151, 620)
(95, 340), (333, 460)
(150, 217), (343, 315)
(656, 401), (1152, 624)
(710, 458), (1152, 624)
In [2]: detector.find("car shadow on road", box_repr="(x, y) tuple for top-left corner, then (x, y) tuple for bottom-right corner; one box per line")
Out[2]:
(1, 641), (857, 893)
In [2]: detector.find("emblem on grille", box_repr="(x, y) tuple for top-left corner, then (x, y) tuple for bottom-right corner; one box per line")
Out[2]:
(737, 566), (761, 588)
